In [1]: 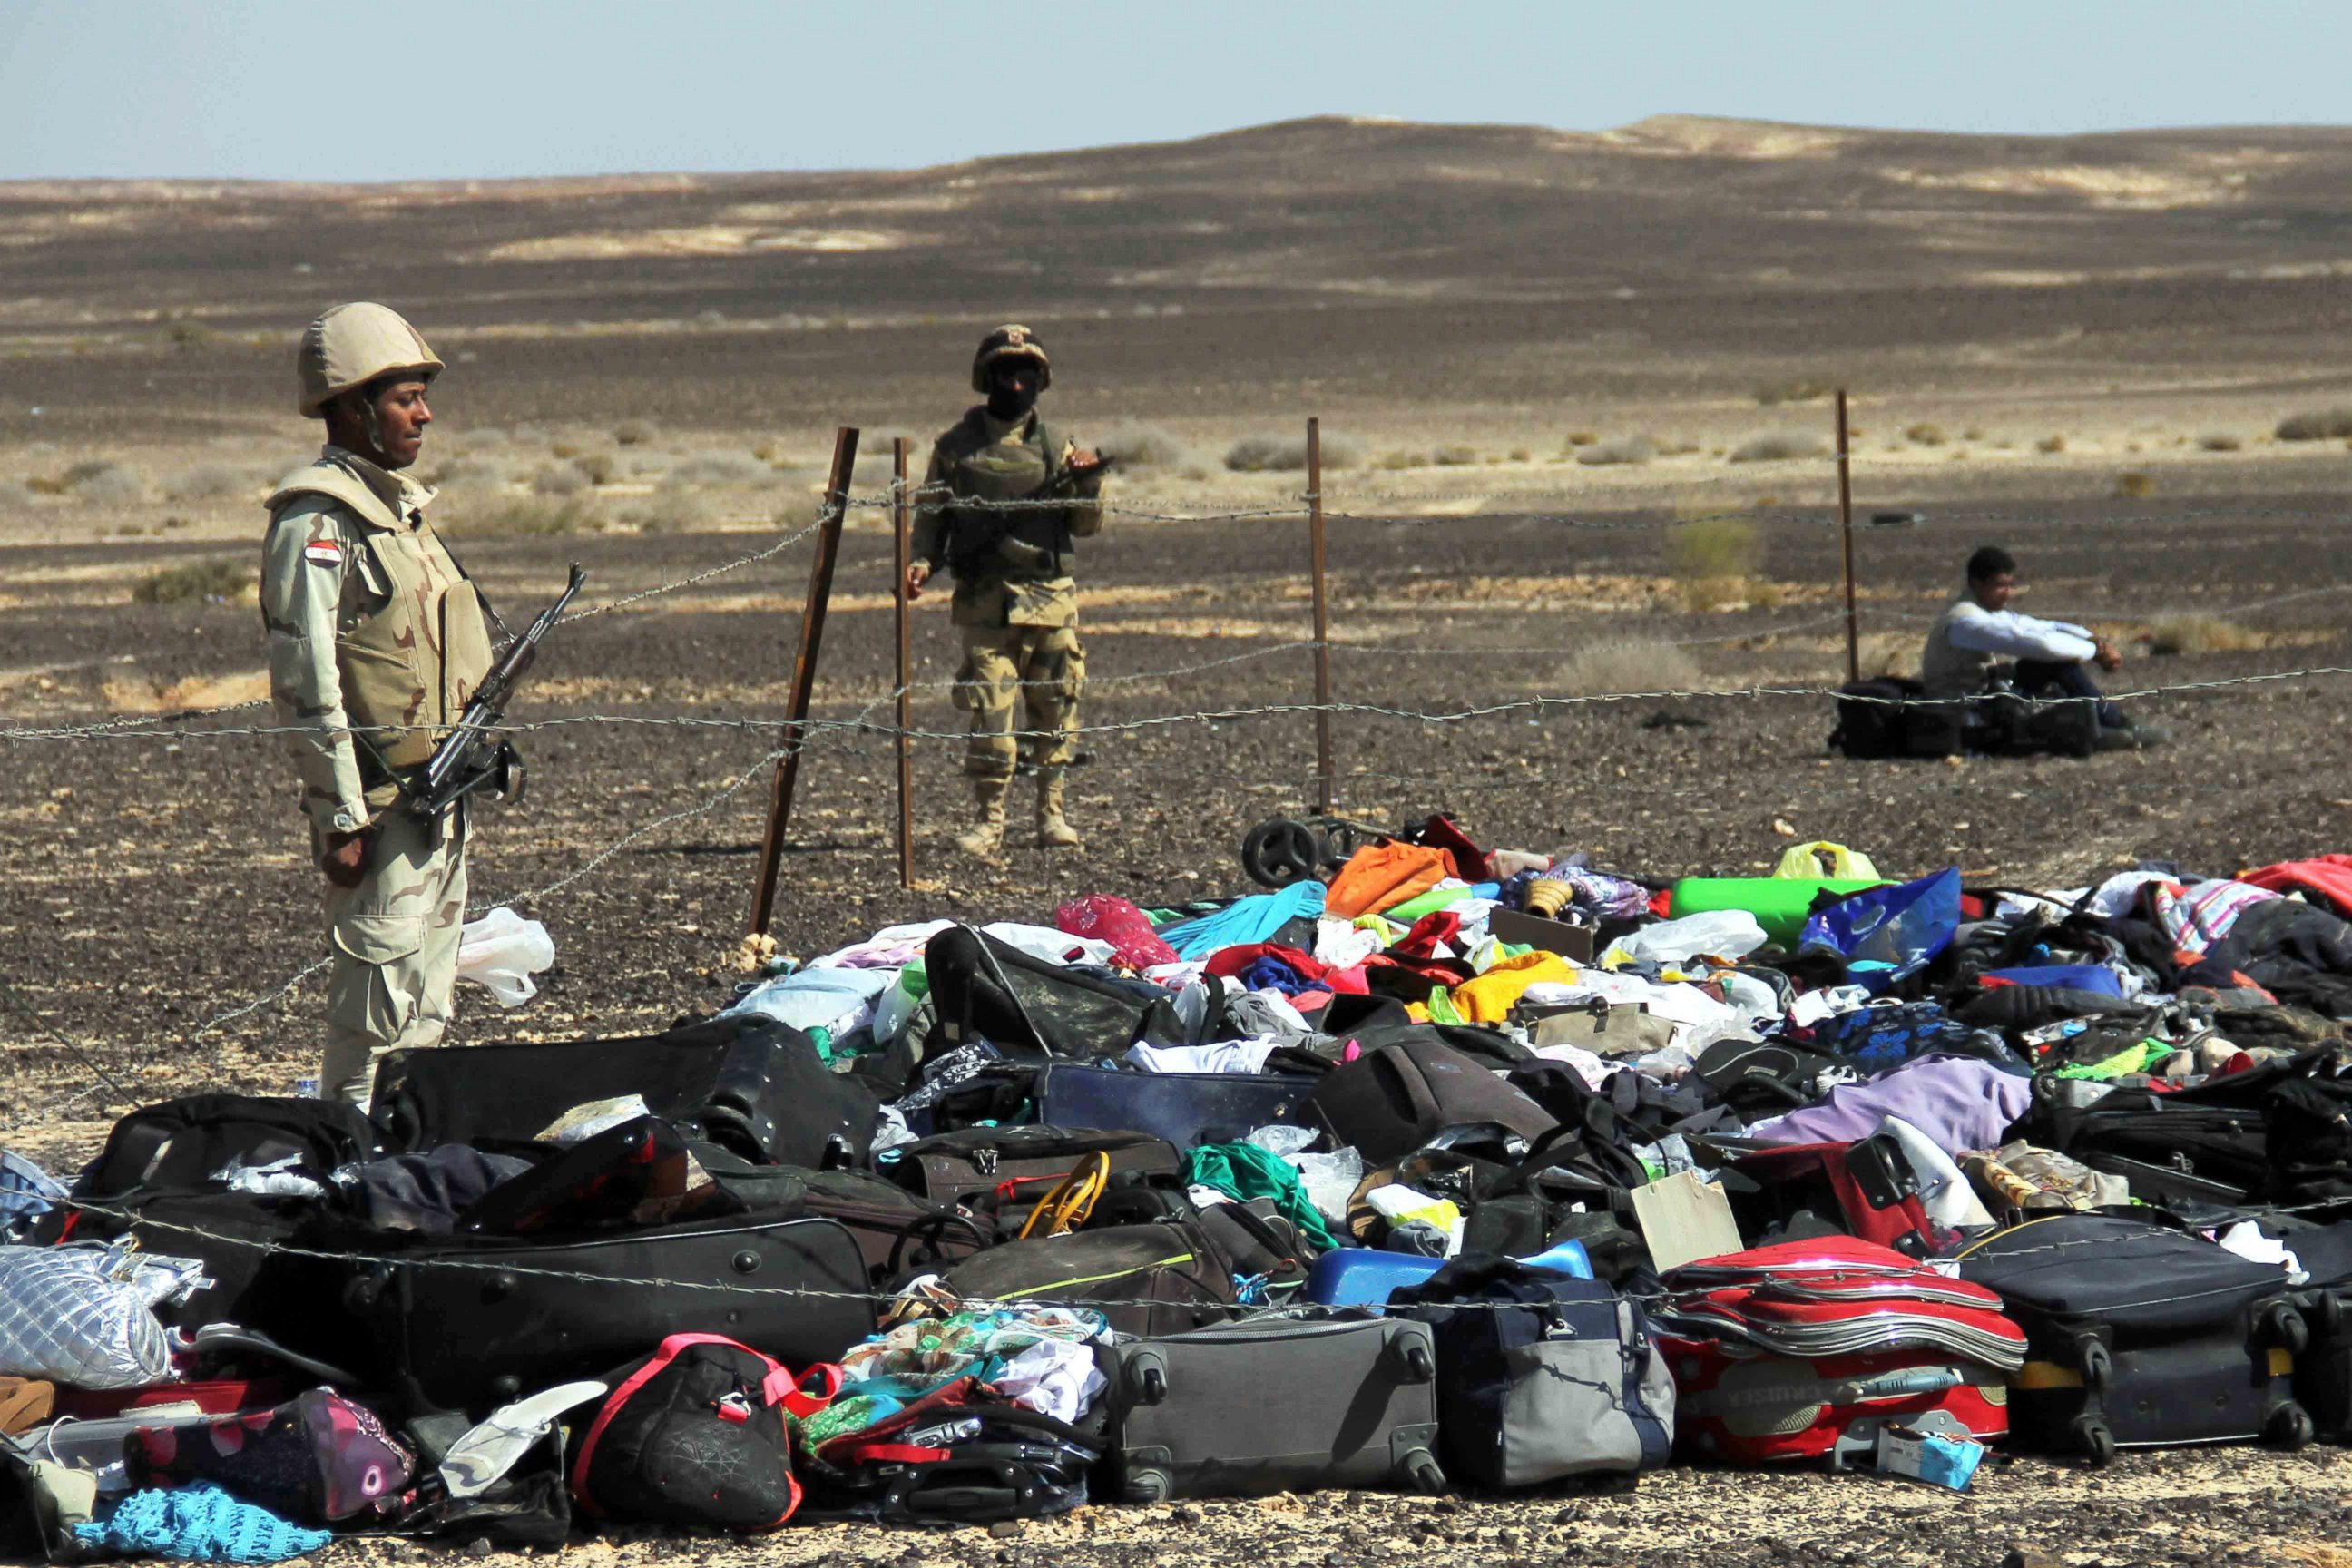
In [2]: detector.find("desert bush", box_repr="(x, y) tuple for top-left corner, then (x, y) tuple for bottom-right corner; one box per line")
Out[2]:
(1563, 430), (1599, 447)
(1431, 444), (1480, 466)
(2149, 614), (2263, 656)
(456, 496), (592, 535)
(1222, 432), (1362, 472)
(0, 478), (37, 510)
(2275, 408), (2352, 442)
(1576, 436), (1655, 466)
(463, 426), (511, 448)
(1963, 427), (1984, 442)
(533, 464), (589, 496)
(1509, 447), (1533, 463)
(751, 442), (778, 462)
(162, 318), (216, 351)
(668, 453), (769, 488)
(1665, 514), (1769, 614)
(630, 491), (717, 533)
(573, 452), (618, 485)
(1905, 423), (1946, 446)
(1095, 420), (1190, 467)
(436, 455), (512, 488)
(24, 475), (68, 495)
(1754, 377), (1835, 407)
(1375, 451), (1425, 470)
(64, 459), (118, 485)
(73, 464), (147, 505)
(2198, 431), (2243, 452)
(2113, 471), (2156, 498)
(1552, 639), (1703, 697)
(1729, 431), (1824, 464)
(161, 464), (249, 503)
(1653, 436), (1701, 456)
(612, 418), (658, 446)
(133, 558), (250, 604)
(2036, 434), (2067, 454)
(549, 442), (581, 460)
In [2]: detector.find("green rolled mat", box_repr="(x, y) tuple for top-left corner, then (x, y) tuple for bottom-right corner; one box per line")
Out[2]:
(1666, 877), (1887, 948)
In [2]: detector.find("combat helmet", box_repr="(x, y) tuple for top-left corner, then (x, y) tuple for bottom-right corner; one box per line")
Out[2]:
(970, 324), (1051, 394)
(296, 302), (443, 418)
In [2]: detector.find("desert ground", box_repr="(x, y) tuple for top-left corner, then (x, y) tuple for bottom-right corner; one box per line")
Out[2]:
(7, 115), (2352, 1564)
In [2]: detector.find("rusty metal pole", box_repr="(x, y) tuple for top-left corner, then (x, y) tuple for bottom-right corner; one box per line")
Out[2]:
(1308, 417), (1335, 815)
(747, 425), (858, 936)
(1837, 389), (1860, 685)
(892, 437), (916, 892)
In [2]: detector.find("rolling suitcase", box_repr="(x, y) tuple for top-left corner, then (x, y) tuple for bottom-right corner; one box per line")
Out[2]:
(1032, 1065), (1318, 1152)
(1656, 1237), (2023, 1465)
(370, 1014), (876, 1170)
(1718, 1136), (1941, 1255)
(1955, 1213), (2312, 1463)
(881, 1126), (1183, 1214)
(1105, 1316), (1445, 1501)
(1304, 1037), (1557, 1164)
(340, 1210), (874, 1416)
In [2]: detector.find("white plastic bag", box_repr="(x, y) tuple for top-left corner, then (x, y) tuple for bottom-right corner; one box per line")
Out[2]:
(1287, 1147), (1366, 1225)
(1603, 910), (1768, 966)
(456, 907), (555, 1007)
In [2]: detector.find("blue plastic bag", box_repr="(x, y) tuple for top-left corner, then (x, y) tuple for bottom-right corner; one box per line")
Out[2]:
(1799, 867), (1962, 992)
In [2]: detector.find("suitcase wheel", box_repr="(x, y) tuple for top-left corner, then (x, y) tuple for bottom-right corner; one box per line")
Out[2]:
(2070, 1416), (2115, 1468)
(2077, 1340), (2112, 1392)
(1138, 1366), (1168, 1406)
(2261, 1301), (2311, 1355)
(2268, 1402), (2316, 1451)
(1406, 1453), (1446, 1494)
(1400, 1341), (1436, 1383)
(1123, 1469), (1169, 1504)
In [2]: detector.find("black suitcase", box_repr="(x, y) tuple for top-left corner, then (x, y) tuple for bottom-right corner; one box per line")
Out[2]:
(1304, 1037), (1556, 1164)
(2275, 1219), (2352, 1439)
(77, 1095), (380, 1198)
(1105, 1315), (1444, 1501)
(937, 1221), (1238, 1338)
(881, 1126), (1184, 1215)
(2036, 1080), (2271, 1207)
(340, 1210), (875, 1416)
(1828, 677), (1960, 760)
(1033, 1065), (1318, 1152)
(369, 1014), (877, 1170)
(922, 926), (1158, 1061)
(1955, 1213), (2312, 1463)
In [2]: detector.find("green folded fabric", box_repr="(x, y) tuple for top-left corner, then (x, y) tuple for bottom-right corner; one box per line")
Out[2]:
(1183, 1142), (1340, 1251)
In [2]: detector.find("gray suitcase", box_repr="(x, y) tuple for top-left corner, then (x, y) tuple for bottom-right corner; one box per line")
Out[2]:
(1107, 1315), (1446, 1501)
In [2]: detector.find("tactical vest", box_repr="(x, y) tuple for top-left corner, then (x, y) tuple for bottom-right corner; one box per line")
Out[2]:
(267, 462), (493, 777)
(940, 411), (1070, 582)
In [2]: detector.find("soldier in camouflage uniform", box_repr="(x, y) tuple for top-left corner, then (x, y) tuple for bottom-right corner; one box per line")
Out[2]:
(905, 326), (1107, 855)
(260, 303), (493, 1104)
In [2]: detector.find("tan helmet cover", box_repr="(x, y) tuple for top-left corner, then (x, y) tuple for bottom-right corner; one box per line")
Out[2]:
(296, 302), (444, 417)
(970, 323), (1051, 394)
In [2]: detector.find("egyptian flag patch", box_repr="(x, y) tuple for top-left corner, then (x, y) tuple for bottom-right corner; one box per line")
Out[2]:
(302, 540), (344, 568)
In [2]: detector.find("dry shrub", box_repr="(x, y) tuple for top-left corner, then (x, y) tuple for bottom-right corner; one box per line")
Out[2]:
(1222, 432), (1363, 472)
(534, 464), (589, 496)
(2149, 614), (2263, 656)
(1577, 436), (1655, 467)
(1563, 430), (1599, 447)
(1754, 377), (1834, 407)
(2113, 471), (2156, 498)
(73, 464), (147, 505)
(631, 491), (717, 533)
(1096, 421), (1190, 467)
(455, 496), (592, 535)
(1509, 447), (1532, 463)
(1654, 436), (1701, 456)
(436, 455), (511, 488)
(549, 443), (581, 460)
(2275, 408), (2352, 442)
(463, 426), (511, 448)
(573, 452), (618, 485)
(0, 478), (39, 510)
(612, 419), (657, 446)
(1666, 515), (1770, 612)
(162, 464), (250, 503)
(668, 453), (769, 487)
(1552, 639), (1703, 697)
(133, 558), (250, 604)
(1375, 451), (1425, 470)
(1730, 431), (1824, 464)
(24, 475), (69, 495)
(1430, 444), (1480, 466)
(2036, 434), (2067, 454)
(1905, 423), (1945, 446)
(2198, 431), (2243, 452)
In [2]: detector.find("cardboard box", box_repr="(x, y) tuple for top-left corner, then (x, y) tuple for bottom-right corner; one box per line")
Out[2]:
(1486, 907), (1596, 964)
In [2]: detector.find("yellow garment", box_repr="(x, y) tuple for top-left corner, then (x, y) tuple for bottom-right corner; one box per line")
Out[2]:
(1446, 951), (1576, 1024)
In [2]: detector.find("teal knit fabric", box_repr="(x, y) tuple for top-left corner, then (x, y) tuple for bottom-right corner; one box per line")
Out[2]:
(74, 1484), (332, 1563)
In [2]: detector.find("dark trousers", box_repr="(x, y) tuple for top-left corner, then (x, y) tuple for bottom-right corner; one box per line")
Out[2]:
(2014, 659), (2126, 729)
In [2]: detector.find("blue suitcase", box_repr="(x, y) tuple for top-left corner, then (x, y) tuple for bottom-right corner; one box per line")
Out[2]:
(1034, 1065), (1318, 1152)
(1307, 1241), (1592, 1308)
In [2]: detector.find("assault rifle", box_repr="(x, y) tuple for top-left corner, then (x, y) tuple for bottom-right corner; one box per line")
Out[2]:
(408, 564), (585, 819)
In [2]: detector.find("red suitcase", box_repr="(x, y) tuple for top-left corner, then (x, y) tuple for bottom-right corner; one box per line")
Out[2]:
(1658, 1237), (2024, 1465)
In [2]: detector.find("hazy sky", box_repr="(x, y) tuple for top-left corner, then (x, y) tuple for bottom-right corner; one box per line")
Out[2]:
(4, 0), (2347, 181)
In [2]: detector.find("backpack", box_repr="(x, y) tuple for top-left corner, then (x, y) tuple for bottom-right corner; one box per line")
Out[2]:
(78, 1095), (380, 1199)
(1828, 678), (1960, 760)
(571, 1335), (832, 1533)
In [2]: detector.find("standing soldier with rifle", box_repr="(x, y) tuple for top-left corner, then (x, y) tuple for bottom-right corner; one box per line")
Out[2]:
(260, 303), (552, 1104)
(904, 325), (1111, 856)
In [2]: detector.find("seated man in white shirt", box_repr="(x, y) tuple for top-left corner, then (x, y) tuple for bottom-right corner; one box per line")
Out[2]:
(1920, 545), (2167, 750)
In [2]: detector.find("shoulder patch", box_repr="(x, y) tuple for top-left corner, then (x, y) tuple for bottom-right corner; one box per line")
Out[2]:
(301, 540), (345, 568)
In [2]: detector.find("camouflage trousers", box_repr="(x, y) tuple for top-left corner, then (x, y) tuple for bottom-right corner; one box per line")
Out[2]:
(319, 808), (467, 1105)
(952, 623), (1084, 779)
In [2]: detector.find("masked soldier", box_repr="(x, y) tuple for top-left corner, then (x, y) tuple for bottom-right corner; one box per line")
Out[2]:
(905, 325), (1108, 855)
(260, 303), (493, 1104)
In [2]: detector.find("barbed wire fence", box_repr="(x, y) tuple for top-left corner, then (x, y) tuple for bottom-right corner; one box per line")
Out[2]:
(2, 407), (2348, 1146)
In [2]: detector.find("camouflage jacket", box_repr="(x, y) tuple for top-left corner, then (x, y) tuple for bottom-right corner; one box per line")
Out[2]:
(910, 407), (1102, 628)
(259, 446), (492, 836)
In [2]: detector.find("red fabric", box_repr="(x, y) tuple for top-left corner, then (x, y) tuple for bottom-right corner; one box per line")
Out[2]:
(1054, 894), (1179, 969)
(2240, 855), (2352, 918)
(1200, 944), (1369, 995)
(1408, 816), (1491, 882)
(1389, 910), (1465, 960)
(1649, 887), (1674, 919)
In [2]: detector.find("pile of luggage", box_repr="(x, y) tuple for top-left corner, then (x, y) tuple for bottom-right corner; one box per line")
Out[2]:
(12, 828), (2352, 1553)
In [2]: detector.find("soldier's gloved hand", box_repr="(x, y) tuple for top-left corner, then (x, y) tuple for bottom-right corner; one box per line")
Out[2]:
(321, 828), (373, 888)
(1066, 447), (1106, 474)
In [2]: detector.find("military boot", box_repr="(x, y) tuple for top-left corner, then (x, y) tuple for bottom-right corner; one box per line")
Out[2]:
(1035, 769), (1082, 848)
(955, 778), (1010, 857)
